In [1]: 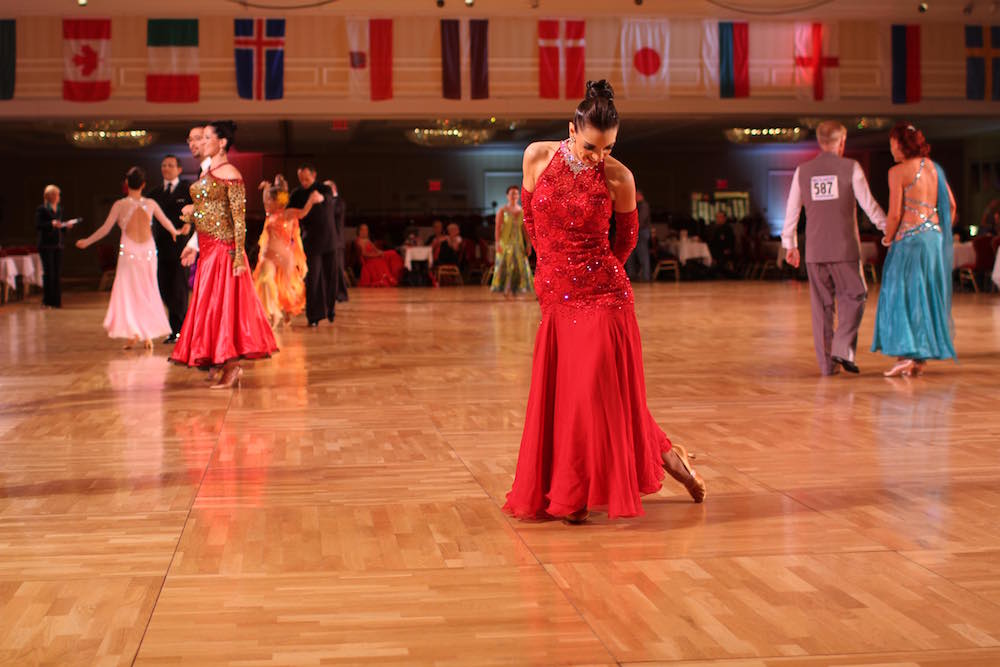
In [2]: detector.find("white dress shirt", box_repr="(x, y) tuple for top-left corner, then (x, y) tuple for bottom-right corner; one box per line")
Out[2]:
(782, 161), (887, 249)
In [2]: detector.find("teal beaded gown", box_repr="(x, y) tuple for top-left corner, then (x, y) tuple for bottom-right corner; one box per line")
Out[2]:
(871, 160), (956, 361)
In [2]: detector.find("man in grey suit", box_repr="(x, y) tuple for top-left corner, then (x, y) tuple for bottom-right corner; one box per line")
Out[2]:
(783, 121), (887, 376)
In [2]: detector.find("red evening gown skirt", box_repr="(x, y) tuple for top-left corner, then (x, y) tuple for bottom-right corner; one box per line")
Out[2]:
(503, 306), (672, 520)
(358, 250), (404, 287)
(171, 235), (278, 368)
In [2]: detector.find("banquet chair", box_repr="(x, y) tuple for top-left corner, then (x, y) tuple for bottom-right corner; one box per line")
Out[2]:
(652, 259), (680, 282)
(436, 264), (463, 286)
(864, 262), (879, 284)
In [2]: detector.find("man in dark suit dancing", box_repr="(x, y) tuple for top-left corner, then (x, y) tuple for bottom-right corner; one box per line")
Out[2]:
(147, 154), (193, 343)
(291, 163), (338, 326)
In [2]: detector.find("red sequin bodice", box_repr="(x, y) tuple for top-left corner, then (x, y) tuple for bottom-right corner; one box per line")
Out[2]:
(525, 142), (637, 313)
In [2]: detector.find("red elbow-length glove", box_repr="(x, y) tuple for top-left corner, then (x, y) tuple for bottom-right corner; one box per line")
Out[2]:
(612, 207), (639, 264)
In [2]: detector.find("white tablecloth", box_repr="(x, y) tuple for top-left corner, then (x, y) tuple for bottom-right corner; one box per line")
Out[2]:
(0, 253), (43, 290)
(954, 242), (976, 268)
(665, 239), (713, 266)
(404, 245), (434, 271)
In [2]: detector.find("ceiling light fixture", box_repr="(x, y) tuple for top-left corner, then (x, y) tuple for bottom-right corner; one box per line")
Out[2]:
(67, 121), (156, 149)
(725, 127), (803, 144)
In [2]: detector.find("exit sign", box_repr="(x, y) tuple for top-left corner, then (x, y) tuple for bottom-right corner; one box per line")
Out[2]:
(428, 179), (442, 192)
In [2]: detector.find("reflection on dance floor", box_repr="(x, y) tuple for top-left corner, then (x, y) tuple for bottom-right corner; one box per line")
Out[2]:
(1, 284), (999, 665)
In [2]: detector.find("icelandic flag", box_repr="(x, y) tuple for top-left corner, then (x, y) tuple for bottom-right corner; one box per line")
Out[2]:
(891, 25), (921, 104)
(234, 18), (285, 101)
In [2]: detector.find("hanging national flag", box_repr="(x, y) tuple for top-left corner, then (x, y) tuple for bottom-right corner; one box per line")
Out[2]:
(891, 24), (921, 104)
(965, 25), (1000, 100)
(235, 18), (285, 100)
(538, 19), (585, 99)
(146, 19), (198, 103)
(794, 22), (839, 101)
(346, 18), (393, 101)
(702, 20), (749, 98)
(440, 19), (489, 100)
(63, 18), (111, 102)
(621, 19), (670, 99)
(0, 20), (14, 100)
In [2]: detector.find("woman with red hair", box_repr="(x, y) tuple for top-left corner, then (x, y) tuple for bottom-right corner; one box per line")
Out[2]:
(871, 122), (957, 376)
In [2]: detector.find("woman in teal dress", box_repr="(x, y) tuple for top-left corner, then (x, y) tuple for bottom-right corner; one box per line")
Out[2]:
(872, 122), (957, 377)
(490, 185), (534, 297)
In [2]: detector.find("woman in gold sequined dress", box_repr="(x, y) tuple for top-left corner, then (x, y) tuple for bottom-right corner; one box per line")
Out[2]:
(171, 121), (278, 388)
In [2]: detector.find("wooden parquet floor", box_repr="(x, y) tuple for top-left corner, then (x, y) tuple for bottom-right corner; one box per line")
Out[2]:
(2, 282), (1000, 666)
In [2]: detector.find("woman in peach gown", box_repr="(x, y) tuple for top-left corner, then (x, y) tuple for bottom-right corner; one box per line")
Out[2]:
(253, 176), (323, 328)
(356, 223), (404, 287)
(76, 166), (187, 350)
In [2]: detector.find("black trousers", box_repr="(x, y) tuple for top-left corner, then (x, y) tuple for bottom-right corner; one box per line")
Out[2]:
(305, 251), (337, 323)
(39, 247), (62, 307)
(157, 254), (189, 335)
(335, 246), (349, 302)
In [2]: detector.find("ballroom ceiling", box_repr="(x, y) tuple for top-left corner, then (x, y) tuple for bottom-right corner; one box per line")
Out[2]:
(4, 0), (978, 20)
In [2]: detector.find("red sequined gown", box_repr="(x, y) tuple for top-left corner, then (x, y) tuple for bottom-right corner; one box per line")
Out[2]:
(503, 141), (673, 520)
(171, 168), (278, 369)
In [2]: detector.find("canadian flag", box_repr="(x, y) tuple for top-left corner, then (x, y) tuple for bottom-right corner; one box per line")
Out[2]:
(620, 19), (670, 99)
(63, 19), (111, 102)
(538, 19), (585, 99)
(346, 18), (393, 101)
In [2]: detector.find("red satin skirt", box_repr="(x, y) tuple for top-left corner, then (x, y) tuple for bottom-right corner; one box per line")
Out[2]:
(171, 235), (278, 369)
(358, 250), (404, 287)
(503, 305), (672, 520)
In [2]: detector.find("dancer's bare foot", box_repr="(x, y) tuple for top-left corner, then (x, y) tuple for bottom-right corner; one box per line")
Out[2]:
(662, 444), (707, 503)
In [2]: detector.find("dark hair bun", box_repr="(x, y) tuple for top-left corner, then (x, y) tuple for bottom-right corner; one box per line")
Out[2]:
(586, 79), (615, 101)
(207, 120), (238, 151)
(125, 166), (145, 190)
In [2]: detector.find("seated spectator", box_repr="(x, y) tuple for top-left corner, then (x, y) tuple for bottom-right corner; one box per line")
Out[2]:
(425, 219), (445, 247)
(435, 223), (464, 268)
(356, 223), (404, 287)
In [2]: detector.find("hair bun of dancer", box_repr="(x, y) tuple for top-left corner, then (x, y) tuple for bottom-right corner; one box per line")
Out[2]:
(575, 80), (618, 131)
(890, 121), (931, 159)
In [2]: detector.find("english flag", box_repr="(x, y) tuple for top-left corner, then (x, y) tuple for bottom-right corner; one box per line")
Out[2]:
(794, 22), (840, 101)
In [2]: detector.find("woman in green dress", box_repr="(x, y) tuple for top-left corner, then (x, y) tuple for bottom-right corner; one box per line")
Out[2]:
(490, 185), (534, 297)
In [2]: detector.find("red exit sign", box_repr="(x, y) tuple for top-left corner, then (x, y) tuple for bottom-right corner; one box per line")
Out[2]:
(428, 179), (442, 192)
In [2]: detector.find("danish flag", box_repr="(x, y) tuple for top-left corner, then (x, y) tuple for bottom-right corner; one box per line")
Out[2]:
(538, 20), (585, 99)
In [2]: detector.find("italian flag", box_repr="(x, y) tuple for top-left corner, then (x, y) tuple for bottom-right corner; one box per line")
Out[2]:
(146, 19), (199, 103)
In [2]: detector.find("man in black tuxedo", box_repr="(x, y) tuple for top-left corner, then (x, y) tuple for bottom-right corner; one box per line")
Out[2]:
(323, 179), (349, 303)
(291, 164), (338, 326)
(146, 154), (193, 342)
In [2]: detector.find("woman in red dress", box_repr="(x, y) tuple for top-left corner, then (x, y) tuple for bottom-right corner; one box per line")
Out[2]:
(171, 121), (278, 389)
(503, 81), (706, 523)
(356, 223), (404, 287)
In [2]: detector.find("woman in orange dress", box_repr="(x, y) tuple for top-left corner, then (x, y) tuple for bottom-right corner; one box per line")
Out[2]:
(254, 176), (323, 328)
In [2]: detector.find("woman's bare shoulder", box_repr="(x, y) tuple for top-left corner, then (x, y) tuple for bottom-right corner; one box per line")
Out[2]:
(524, 141), (560, 162)
(604, 155), (635, 187)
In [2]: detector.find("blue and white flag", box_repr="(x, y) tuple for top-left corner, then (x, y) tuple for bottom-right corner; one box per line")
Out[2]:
(234, 18), (285, 100)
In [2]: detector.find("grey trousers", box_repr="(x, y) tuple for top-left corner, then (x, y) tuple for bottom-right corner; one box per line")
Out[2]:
(806, 261), (867, 375)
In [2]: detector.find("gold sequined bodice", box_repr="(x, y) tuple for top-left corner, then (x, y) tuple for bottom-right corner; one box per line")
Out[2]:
(189, 174), (247, 270)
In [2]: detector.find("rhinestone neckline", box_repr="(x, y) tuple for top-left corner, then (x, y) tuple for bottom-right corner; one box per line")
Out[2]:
(560, 140), (597, 176)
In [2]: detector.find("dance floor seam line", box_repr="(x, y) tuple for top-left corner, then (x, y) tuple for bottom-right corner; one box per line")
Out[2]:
(128, 389), (236, 667)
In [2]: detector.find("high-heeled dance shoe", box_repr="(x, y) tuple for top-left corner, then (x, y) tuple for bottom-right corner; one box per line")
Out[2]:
(210, 366), (243, 390)
(662, 444), (707, 503)
(883, 359), (915, 377)
(562, 508), (590, 525)
(143, 339), (153, 351)
(123, 337), (139, 350)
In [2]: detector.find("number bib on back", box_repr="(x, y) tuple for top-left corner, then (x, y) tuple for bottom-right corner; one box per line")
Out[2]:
(811, 175), (839, 201)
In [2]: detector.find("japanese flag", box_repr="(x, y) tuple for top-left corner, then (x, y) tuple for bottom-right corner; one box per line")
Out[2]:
(621, 19), (670, 99)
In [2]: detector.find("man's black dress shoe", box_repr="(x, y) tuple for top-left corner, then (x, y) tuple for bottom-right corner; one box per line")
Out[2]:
(163, 334), (179, 344)
(308, 320), (320, 327)
(327, 314), (335, 323)
(832, 356), (860, 374)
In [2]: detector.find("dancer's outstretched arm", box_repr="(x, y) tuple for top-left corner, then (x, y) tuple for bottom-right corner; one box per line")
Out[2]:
(75, 200), (120, 249)
(150, 200), (187, 240)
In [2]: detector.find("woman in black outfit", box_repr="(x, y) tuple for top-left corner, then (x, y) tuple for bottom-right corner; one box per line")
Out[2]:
(36, 185), (74, 308)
